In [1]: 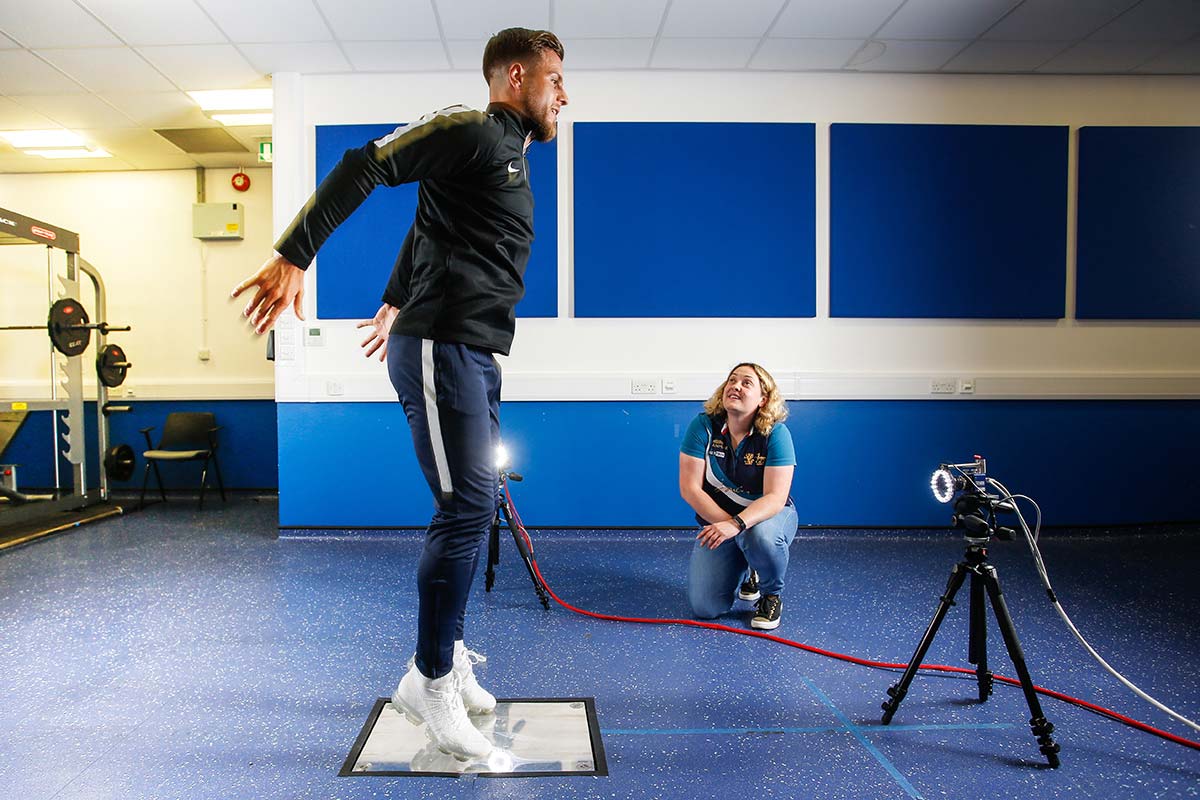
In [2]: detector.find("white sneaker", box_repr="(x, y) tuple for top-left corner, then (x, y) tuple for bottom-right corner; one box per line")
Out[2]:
(391, 663), (492, 761)
(454, 641), (497, 715)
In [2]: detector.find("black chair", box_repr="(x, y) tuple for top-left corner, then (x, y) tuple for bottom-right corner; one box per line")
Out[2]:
(139, 412), (226, 510)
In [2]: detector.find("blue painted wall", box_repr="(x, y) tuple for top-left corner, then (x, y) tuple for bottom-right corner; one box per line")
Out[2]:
(277, 399), (1198, 529)
(9, 398), (1196, 527)
(1, 400), (277, 492)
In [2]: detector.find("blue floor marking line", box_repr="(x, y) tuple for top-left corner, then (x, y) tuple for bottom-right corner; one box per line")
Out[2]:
(801, 677), (924, 800)
(873, 723), (1015, 733)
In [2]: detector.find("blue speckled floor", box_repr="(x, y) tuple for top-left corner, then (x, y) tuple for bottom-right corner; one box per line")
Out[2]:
(1, 497), (1197, 799)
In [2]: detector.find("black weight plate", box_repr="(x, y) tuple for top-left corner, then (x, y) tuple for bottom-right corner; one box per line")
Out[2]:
(104, 443), (135, 482)
(47, 298), (90, 356)
(97, 343), (129, 388)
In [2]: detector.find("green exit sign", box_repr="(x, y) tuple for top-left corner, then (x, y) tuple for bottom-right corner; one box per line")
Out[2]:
(258, 141), (273, 164)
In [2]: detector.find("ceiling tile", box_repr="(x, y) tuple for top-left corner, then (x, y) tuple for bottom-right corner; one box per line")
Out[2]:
(195, 0), (333, 43)
(316, 0), (440, 41)
(11, 92), (137, 129)
(139, 44), (263, 90)
(879, 0), (1021, 39)
(560, 38), (654, 69)
(553, 0), (669, 38)
(0, 0), (121, 48)
(1037, 40), (1171, 72)
(651, 38), (761, 69)
(943, 40), (1070, 72)
(37, 47), (175, 92)
(772, 0), (904, 38)
(750, 38), (867, 70)
(0, 96), (57, 128)
(240, 42), (351, 74)
(662, 0), (787, 38)
(99, 91), (210, 127)
(435, 0), (549, 40)
(1134, 40), (1200, 73)
(983, 0), (1139, 41)
(0, 50), (84, 94)
(117, 152), (201, 169)
(342, 41), (451, 71)
(1088, 0), (1200, 42)
(445, 39), (489, 70)
(89, 126), (200, 158)
(83, 0), (228, 46)
(854, 39), (969, 71)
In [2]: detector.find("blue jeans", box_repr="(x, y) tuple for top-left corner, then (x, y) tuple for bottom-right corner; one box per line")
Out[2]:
(688, 504), (798, 619)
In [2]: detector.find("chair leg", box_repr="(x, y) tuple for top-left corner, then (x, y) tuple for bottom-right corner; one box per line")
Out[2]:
(152, 461), (168, 502)
(139, 463), (151, 510)
(198, 458), (209, 510)
(211, 452), (227, 502)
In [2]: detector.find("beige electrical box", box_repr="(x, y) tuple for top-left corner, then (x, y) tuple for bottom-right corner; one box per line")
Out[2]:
(193, 202), (245, 240)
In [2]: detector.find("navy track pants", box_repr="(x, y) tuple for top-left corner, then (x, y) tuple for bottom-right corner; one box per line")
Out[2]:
(387, 334), (501, 679)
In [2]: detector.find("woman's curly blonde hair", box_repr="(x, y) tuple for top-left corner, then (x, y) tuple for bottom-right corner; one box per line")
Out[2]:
(702, 362), (788, 437)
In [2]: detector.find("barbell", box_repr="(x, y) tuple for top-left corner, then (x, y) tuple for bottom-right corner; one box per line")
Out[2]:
(0, 297), (131, 357)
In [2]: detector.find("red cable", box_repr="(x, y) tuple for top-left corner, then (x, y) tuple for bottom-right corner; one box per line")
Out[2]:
(501, 487), (1200, 753)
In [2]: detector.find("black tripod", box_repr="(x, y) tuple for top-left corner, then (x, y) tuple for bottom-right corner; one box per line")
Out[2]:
(483, 470), (550, 609)
(880, 539), (1061, 768)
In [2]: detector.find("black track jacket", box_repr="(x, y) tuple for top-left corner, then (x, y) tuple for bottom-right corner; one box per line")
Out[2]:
(274, 103), (537, 355)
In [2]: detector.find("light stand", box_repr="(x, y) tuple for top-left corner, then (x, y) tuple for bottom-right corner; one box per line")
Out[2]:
(484, 466), (550, 610)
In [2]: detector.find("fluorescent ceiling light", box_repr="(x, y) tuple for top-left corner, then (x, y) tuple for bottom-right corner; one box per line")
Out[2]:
(188, 89), (273, 112)
(0, 129), (87, 148)
(211, 112), (273, 127)
(25, 148), (112, 159)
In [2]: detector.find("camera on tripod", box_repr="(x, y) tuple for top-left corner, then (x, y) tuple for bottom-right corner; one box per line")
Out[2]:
(930, 456), (1017, 544)
(883, 454), (1061, 767)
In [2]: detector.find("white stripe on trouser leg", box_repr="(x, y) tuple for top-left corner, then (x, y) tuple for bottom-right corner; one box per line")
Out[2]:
(421, 339), (453, 496)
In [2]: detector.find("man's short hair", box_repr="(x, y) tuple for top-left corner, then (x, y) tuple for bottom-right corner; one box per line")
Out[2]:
(482, 28), (564, 83)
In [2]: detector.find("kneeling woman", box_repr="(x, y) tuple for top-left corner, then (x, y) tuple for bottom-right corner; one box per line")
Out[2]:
(679, 363), (797, 630)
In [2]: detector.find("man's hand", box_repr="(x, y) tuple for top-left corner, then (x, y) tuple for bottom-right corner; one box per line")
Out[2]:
(697, 519), (741, 550)
(231, 253), (306, 334)
(357, 303), (399, 361)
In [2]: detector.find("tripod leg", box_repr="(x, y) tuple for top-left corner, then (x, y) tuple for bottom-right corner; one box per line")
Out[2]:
(980, 565), (1061, 768)
(485, 508), (500, 592)
(881, 562), (970, 724)
(500, 501), (551, 610)
(968, 570), (993, 702)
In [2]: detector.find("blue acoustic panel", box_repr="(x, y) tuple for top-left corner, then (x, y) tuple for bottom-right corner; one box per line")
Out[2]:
(830, 123), (1068, 319)
(1077, 126), (1200, 319)
(314, 123), (558, 320)
(573, 122), (816, 318)
(277, 398), (1199, 528)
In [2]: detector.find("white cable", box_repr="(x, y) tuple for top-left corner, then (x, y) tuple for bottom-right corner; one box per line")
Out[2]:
(987, 477), (1200, 734)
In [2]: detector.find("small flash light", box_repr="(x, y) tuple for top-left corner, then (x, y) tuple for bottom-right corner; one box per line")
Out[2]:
(495, 444), (510, 471)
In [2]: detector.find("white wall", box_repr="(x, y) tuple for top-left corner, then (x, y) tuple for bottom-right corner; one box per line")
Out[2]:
(271, 69), (1200, 403)
(4, 70), (1198, 406)
(0, 167), (274, 400)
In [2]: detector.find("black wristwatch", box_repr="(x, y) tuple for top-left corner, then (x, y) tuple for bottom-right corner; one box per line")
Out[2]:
(732, 514), (747, 532)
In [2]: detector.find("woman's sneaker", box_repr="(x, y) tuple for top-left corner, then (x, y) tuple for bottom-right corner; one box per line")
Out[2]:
(391, 664), (492, 761)
(738, 569), (761, 602)
(751, 594), (782, 630)
(454, 642), (497, 715)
